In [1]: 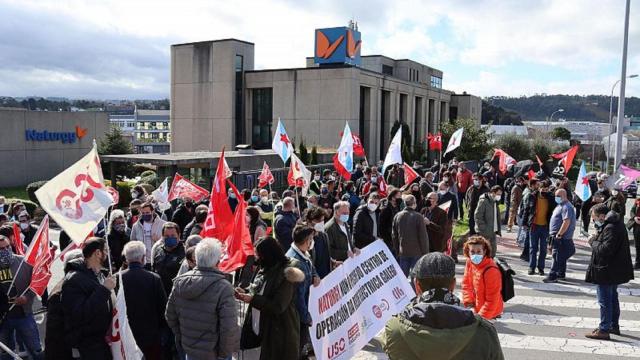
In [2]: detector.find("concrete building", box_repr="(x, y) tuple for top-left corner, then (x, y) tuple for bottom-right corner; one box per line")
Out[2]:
(450, 92), (482, 125)
(0, 108), (109, 187)
(109, 109), (171, 153)
(524, 120), (610, 141)
(171, 26), (456, 162)
(482, 124), (529, 138)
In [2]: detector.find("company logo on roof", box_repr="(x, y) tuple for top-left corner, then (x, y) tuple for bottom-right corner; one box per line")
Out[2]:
(314, 26), (361, 66)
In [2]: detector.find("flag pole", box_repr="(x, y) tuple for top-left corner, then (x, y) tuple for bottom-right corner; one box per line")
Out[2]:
(294, 187), (301, 218)
(104, 206), (113, 275)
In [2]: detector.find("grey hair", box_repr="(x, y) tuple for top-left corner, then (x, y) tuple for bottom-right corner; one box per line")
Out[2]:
(427, 192), (438, 199)
(185, 234), (202, 249)
(333, 201), (350, 214)
(123, 241), (146, 263)
(63, 249), (84, 268)
(108, 209), (126, 231)
(403, 194), (416, 208)
(282, 197), (295, 209)
(196, 238), (223, 269)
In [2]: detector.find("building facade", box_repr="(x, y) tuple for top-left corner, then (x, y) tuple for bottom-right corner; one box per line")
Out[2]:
(171, 28), (460, 162)
(450, 93), (482, 125)
(0, 108), (109, 187)
(109, 109), (171, 153)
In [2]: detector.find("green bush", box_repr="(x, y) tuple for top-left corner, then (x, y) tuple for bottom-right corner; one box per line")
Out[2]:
(492, 134), (532, 161)
(26, 181), (48, 205)
(137, 170), (158, 188)
(139, 170), (157, 178)
(139, 183), (156, 195)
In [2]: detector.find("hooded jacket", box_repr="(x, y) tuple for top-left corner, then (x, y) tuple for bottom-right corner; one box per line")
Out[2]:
(461, 257), (504, 320)
(384, 290), (504, 360)
(474, 193), (501, 240)
(165, 267), (240, 360)
(586, 211), (634, 285)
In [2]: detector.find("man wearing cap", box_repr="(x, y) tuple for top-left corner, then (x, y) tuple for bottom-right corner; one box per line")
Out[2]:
(384, 252), (504, 360)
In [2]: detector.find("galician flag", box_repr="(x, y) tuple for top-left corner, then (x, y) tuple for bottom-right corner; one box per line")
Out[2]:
(334, 122), (355, 179)
(272, 118), (294, 163)
(574, 161), (592, 202)
(382, 127), (402, 174)
(35, 143), (113, 244)
(444, 128), (464, 156)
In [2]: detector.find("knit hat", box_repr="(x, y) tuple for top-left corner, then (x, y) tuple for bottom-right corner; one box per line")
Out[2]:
(412, 252), (456, 280)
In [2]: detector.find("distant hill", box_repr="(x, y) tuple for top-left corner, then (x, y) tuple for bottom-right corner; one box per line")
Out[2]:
(485, 95), (640, 123)
(0, 96), (169, 112)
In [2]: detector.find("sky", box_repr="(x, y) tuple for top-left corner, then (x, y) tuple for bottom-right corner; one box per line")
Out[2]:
(0, 0), (638, 100)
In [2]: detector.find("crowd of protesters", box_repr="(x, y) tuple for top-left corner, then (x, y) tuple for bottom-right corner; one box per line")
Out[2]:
(0, 153), (635, 359)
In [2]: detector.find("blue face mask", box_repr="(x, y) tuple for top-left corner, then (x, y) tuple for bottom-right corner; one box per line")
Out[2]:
(470, 254), (484, 265)
(164, 236), (178, 248)
(251, 195), (259, 202)
(229, 192), (236, 199)
(555, 196), (562, 204)
(339, 214), (350, 223)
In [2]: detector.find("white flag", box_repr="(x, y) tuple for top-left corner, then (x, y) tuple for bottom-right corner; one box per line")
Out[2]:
(151, 177), (171, 211)
(35, 144), (112, 244)
(444, 127), (464, 156)
(108, 273), (143, 360)
(337, 122), (354, 173)
(382, 127), (403, 174)
(290, 153), (312, 196)
(272, 118), (294, 163)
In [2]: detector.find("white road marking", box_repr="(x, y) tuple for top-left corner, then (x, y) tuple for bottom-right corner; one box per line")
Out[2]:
(507, 295), (640, 312)
(499, 334), (640, 357)
(499, 312), (640, 332)
(514, 280), (640, 296)
(518, 271), (640, 285)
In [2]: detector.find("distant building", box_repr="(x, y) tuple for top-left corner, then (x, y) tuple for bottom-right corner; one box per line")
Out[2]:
(523, 120), (609, 140)
(482, 124), (529, 137)
(450, 93), (482, 126)
(109, 109), (171, 153)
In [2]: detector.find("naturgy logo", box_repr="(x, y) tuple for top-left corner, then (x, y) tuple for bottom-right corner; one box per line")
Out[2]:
(314, 27), (362, 64)
(25, 125), (88, 144)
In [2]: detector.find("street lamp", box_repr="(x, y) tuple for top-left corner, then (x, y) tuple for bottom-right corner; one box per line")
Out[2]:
(606, 73), (638, 173)
(546, 109), (564, 135)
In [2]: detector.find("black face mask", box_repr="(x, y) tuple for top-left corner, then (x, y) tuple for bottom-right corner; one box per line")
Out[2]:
(195, 211), (207, 223)
(424, 199), (432, 208)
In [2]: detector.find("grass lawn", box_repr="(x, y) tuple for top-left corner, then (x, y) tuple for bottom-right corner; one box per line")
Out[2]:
(0, 186), (29, 200)
(454, 203), (506, 237)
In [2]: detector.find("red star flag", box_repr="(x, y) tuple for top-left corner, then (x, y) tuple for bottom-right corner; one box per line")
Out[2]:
(272, 118), (294, 163)
(427, 132), (442, 151)
(109, 272), (143, 360)
(493, 148), (517, 175)
(353, 134), (366, 157)
(574, 161), (592, 202)
(35, 144), (113, 244)
(12, 223), (25, 256)
(403, 162), (419, 186)
(382, 127), (402, 174)
(444, 128), (464, 156)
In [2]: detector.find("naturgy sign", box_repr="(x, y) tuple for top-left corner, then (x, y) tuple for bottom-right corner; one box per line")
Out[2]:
(25, 126), (88, 144)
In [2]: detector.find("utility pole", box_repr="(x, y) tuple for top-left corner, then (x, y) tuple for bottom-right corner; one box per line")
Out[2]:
(614, 0), (630, 170)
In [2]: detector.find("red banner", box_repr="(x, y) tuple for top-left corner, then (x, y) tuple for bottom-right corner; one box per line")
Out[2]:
(427, 132), (442, 151)
(167, 173), (209, 202)
(257, 162), (275, 188)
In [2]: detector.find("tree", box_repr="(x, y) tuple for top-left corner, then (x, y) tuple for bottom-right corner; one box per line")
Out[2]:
(298, 138), (309, 164)
(492, 134), (532, 162)
(98, 126), (134, 180)
(310, 145), (318, 165)
(531, 138), (552, 162)
(441, 118), (492, 161)
(552, 127), (572, 141)
(390, 121), (413, 162)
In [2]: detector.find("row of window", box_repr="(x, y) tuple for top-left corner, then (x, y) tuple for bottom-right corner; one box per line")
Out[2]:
(409, 68), (420, 83)
(137, 121), (171, 130)
(136, 132), (171, 141)
(430, 75), (443, 89)
(110, 120), (136, 128)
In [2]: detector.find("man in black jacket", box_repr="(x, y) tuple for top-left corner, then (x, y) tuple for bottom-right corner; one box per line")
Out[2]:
(465, 174), (488, 234)
(121, 241), (167, 360)
(152, 222), (186, 295)
(585, 204), (634, 340)
(62, 237), (115, 360)
(171, 197), (195, 234)
(353, 192), (381, 249)
(274, 197), (298, 251)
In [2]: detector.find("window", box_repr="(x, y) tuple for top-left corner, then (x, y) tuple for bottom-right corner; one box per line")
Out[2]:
(252, 88), (272, 149)
(382, 65), (393, 76)
(416, 70), (419, 82)
(399, 94), (408, 123)
(430, 75), (442, 89)
(164, 122), (169, 129)
(235, 54), (244, 145)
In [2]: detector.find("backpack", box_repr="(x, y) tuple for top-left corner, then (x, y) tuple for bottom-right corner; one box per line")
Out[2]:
(483, 257), (516, 302)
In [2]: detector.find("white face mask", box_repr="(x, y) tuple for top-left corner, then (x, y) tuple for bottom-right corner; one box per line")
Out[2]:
(20, 222), (29, 230)
(443, 177), (449, 182)
(314, 175), (321, 181)
(494, 194), (502, 201)
(612, 190), (619, 196)
(314, 221), (325, 232)
(371, 177), (377, 183)
(439, 190), (448, 195)
(367, 202), (378, 212)
(309, 239), (315, 250)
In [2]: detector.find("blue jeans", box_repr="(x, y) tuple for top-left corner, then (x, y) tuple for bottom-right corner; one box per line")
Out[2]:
(596, 284), (620, 332)
(529, 226), (549, 270)
(549, 238), (576, 279)
(398, 256), (420, 277)
(0, 315), (43, 360)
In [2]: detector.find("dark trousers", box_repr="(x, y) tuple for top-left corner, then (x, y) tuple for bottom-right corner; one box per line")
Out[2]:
(549, 238), (576, 278)
(141, 341), (163, 360)
(596, 284), (620, 332)
(634, 230), (640, 265)
(468, 207), (477, 235)
(457, 192), (465, 220)
(581, 201), (593, 232)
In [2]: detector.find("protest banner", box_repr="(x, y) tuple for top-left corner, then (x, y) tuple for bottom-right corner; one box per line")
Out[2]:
(308, 240), (415, 360)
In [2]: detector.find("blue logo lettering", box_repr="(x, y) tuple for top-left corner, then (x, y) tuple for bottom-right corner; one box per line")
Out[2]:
(25, 129), (78, 144)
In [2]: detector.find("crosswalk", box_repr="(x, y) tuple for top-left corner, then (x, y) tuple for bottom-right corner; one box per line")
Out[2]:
(351, 228), (640, 360)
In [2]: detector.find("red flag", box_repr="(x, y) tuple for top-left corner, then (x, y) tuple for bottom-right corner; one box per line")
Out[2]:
(333, 154), (352, 180)
(167, 173), (209, 202)
(378, 178), (388, 197)
(403, 162), (419, 186)
(24, 216), (50, 266)
(218, 180), (255, 273)
(353, 134), (365, 157)
(257, 162), (275, 188)
(287, 165), (305, 187)
(427, 132), (443, 151)
(527, 169), (536, 180)
(28, 216), (53, 296)
(12, 223), (25, 256)
(201, 149), (234, 240)
(550, 145), (579, 176)
(493, 148), (517, 175)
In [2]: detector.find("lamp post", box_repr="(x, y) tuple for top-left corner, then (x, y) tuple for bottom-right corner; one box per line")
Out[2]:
(606, 73), (638, 173)
(613, 0), (631, 172)
(546, 109), (564, 136)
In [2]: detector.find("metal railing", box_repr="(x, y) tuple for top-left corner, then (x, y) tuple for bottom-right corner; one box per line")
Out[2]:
(230, 163), (335, 193)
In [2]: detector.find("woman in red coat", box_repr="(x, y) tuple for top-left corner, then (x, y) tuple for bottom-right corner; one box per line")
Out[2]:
(461, 235), (504, 319)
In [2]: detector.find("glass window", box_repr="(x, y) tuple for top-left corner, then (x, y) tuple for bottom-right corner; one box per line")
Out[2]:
(252, 88), (272, 149)
(430, 75), (442, 89)
(382, 65), (393, 76)
(235, 55), (244, 145)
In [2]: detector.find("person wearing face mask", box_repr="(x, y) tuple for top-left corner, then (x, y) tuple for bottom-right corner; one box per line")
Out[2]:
(9, 203), (26, 222)
(585, 204), (634, 340)
(274, 197), (298, 251)
(317, 184), (336, 214)
(507, 177), (525, 233)
(236, 236), (304, 360)
(520, 179), (555, 275)
(392, 195), (429, 276)
(16, 211), (38, 247)
(106, 209), (130, 270)
(410, 183), (424, 212)
(437, 182), (459, 221)
(593, 180), (611, 205)
(285, 225), (321, 358)
(474, 186), (503, 258)
(249, 189), (261, 206)
(305, 207), (332, 279)
(325, 201), (359, 264)
(386, 164), (404, 188)
(543, 189), (577, 283)
(461, 235), (504, 320)
(604, 187), (626, 216)
(62, 237), (116, 359)
(127, 199), (143, 229)
(228, 188), (239, 213)
(130, 184), (147, 202)
(380, 190), (403, 254)
(310, 170), (323, 196)
(353, 192), (381, 249)
(151, 222), (185, 295)
(465, 174), (488, 235)
(456, 163), (473, 220)
(421, 192), (449, 253)
(257, 189), (275, 227)
(481, 162), (496, 187)
(362, 170), (381, 197)
(170, 197), (196, 235)
(130, 202), (166, 264)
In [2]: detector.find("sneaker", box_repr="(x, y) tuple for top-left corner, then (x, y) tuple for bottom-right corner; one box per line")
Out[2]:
(528, 268), (535, 275)
(585, 328), (610, 340)
(543, 276), (558, 283)
(537, 269), (545, 276)
(610, 327), (621, 336)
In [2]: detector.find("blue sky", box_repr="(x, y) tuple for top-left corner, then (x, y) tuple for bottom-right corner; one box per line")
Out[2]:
(0, 0), (638, 99)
